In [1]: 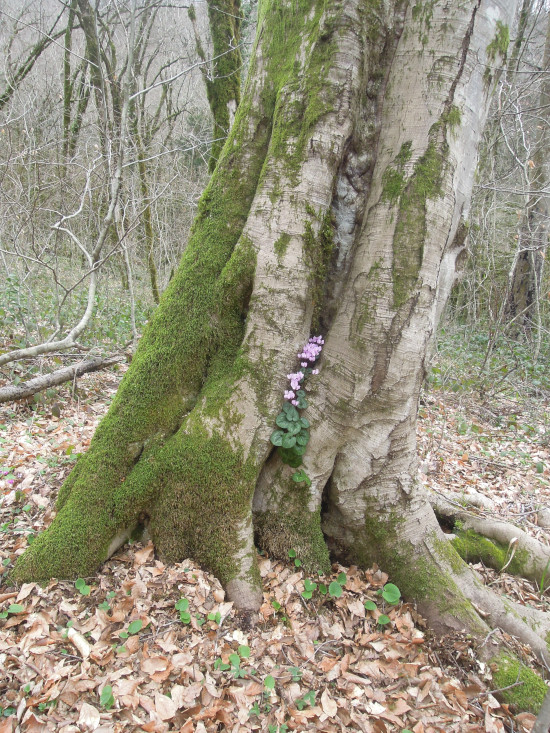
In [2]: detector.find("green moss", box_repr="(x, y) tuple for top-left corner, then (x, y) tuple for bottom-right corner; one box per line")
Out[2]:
(302, 209), (335, 333)
(254, 478), (330, 575)
(382, 142), (413, 205)
(349, 508), (482, 627)
(491, 654), (547, 714)
(391, 132), (445, 309)
(204, 0), (243, 172)
(187, 4), (196, 22)
(259, 0), (339, 187)
(452, 528), (530, 577)
(141, 421), (258, 584)
(274, 232), (291, 261)
(487, 22), (509, 61)
(442, 104), (461, 129)
(382, 168), (407, 204)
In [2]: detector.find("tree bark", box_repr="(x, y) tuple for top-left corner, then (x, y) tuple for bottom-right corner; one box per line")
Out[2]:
(16, 0), (549, 676)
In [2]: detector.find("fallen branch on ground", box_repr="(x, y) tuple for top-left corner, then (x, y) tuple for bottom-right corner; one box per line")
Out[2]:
(0, 354), (124, 404)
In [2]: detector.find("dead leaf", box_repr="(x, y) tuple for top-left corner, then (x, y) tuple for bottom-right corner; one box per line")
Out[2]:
(321, 688), (338, 717)
(154, 692), (177, 721)
(77, 702), (100, 730)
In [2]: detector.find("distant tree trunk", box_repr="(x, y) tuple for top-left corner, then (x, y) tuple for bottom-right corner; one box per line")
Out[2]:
(507, 11), (550, 337)
(17, 0), (550, 677)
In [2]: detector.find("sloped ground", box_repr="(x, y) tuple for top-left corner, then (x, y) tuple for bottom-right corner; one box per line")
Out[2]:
(0, 364), (549, 732)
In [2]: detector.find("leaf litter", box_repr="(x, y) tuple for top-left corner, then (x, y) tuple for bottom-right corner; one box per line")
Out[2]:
(0, 367), (549, 732)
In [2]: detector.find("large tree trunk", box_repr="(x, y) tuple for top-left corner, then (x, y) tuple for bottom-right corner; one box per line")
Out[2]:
(16, 0), (550, 672)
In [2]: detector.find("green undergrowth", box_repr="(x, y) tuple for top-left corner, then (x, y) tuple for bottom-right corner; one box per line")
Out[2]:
(429, 324), (550, 398)
(0, 269), (153, 356)
(491, 653), (547, 714)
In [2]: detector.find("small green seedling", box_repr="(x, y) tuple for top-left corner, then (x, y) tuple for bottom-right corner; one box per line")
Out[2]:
(75, 578), (91, 596)
(377, 614), (391, 627)
(295, 690), (315, 710)
(364, 599), (377, 611)
(288, 549), (301, 567)
(288, 666), (302, 682)
(302, 578), (317, 599)
(0, 603), (25, 618)
(328, 573), (347, 598)
(100, 685), (115, 710)
(175, 598), (191, 624)
(377, 583), (401, 605)
(208, 611), (221, 624)
(127, 619), (143, 635)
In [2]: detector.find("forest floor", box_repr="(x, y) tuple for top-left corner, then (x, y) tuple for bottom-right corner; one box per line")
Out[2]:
(0, 361), (549, 733)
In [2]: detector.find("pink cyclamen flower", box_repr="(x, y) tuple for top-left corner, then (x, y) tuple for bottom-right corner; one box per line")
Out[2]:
(291, 399), (299, 406)
(312, 369), (319, 375)
(284, 390), (295, 400)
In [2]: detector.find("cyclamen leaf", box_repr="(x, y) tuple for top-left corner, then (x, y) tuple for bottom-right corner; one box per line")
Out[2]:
(328, 581), (343, 598)
(270, 430), (284, 446)
(285, 405), (299, 421)
(296, 431), (310, 446)
(175, 598), (189, 612)
(300, 417), (310, 428)
(337, 572), (347, 585)
(293, 444), (306, 456)
(282, 434), (296, 449)
(364, 600), (377, 611)
(276, 414), (291, 429)
(7, 603), (24, 614)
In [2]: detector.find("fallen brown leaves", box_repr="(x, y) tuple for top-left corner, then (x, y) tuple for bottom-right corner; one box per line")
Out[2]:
(0, 370), (548, 732)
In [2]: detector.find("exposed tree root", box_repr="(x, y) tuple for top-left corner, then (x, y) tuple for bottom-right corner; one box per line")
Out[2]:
(430, 492), (550, 587)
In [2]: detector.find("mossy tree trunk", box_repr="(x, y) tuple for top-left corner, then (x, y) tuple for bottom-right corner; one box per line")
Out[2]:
(17, 0), (550, 670)
(189, 0), (243, 172)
